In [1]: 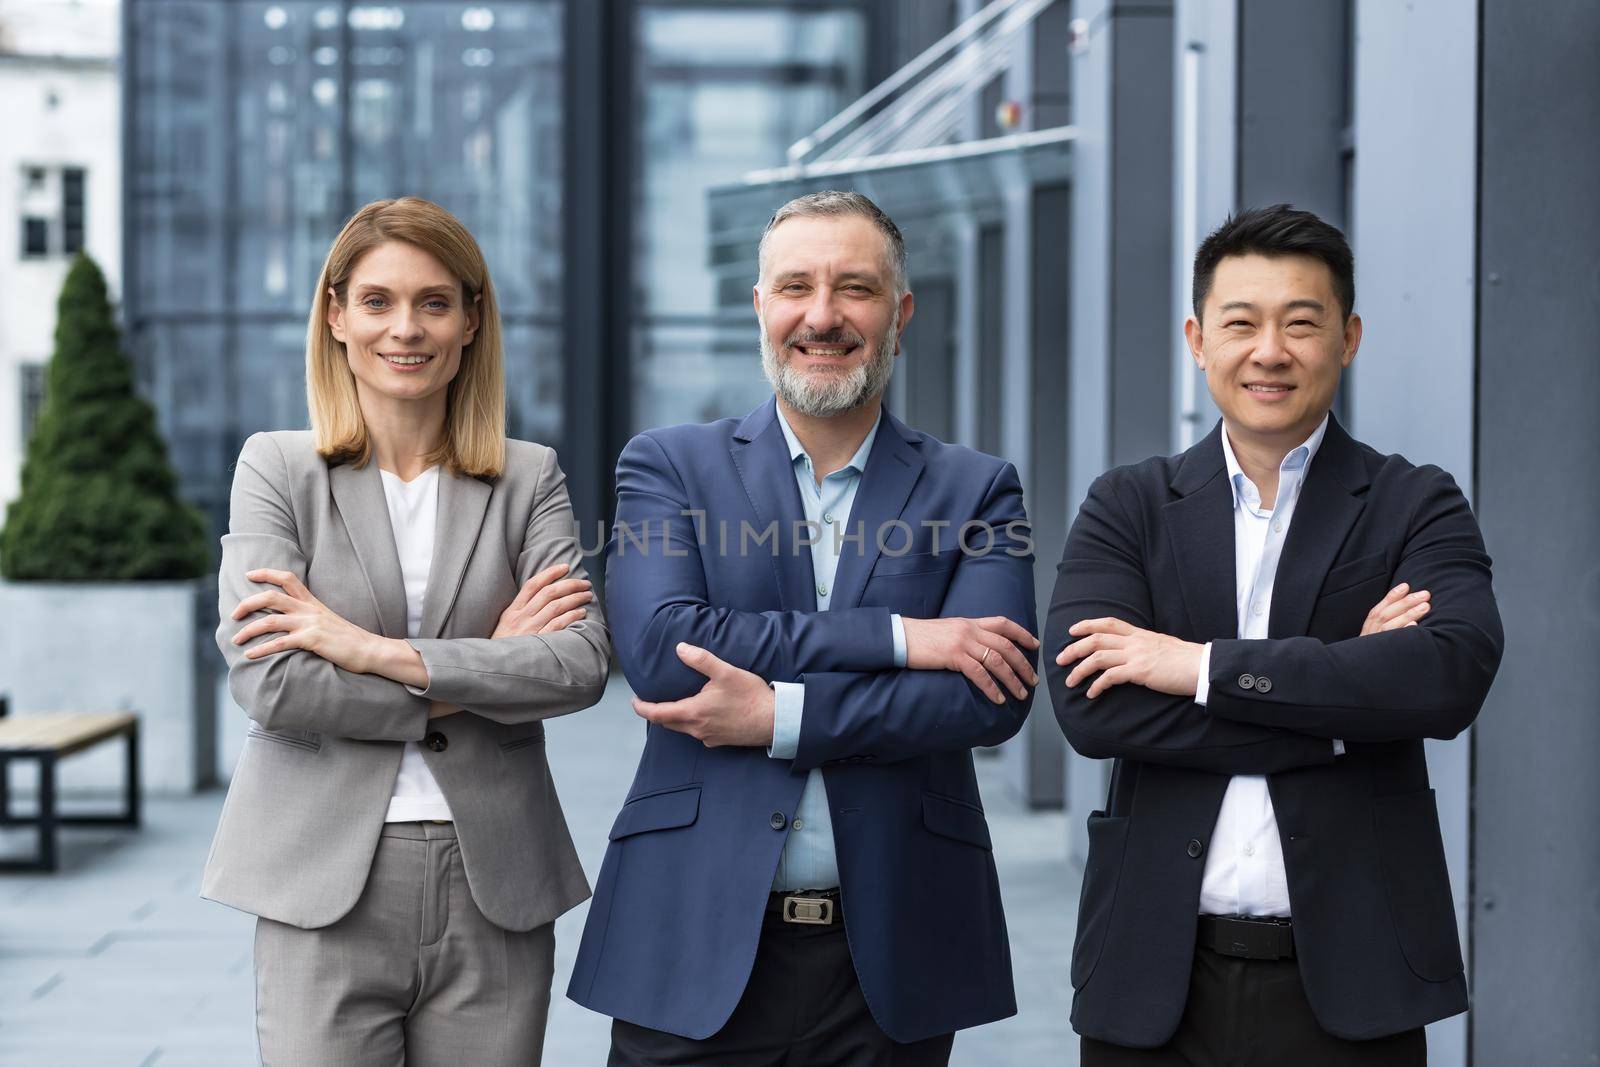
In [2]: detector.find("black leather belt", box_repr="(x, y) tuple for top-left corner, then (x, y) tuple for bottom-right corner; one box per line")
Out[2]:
(1198, 915), (1295, 960)
(767, 888), (842, 925)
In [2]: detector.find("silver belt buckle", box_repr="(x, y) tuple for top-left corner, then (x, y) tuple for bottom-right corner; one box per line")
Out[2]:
(782, 895), (835, 925)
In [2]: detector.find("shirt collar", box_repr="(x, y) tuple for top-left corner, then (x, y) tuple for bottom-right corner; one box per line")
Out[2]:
(1220, 414), (1330, 510)
(773, 402), (883, 481)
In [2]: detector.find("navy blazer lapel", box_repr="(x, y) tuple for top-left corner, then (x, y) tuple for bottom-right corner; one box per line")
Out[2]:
(833, 409), (925, 611)
(419, 467), (492, 639)
(328, 460), (409, 639)
(1163, 424), (1240, 643)
(1268, 416), (1369, 639)
(729, 399), (816, 612)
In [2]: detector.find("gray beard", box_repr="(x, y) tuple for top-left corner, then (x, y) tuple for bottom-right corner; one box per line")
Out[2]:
(760, 311), (899, 418)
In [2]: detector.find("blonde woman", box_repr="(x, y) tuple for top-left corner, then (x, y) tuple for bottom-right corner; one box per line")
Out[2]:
(203, 197), (609, 1065)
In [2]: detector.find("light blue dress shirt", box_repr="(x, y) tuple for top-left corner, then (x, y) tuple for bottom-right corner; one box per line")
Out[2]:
(768, 404), (907, 891)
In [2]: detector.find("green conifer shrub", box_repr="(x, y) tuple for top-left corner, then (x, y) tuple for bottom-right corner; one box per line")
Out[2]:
(0, 253), (208, 580)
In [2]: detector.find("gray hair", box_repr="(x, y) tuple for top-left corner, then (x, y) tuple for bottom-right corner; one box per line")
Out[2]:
(756, 190), (908, 297)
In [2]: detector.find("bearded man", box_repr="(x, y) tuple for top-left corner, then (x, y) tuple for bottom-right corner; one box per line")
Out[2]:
(569, 190), (1040, 1066)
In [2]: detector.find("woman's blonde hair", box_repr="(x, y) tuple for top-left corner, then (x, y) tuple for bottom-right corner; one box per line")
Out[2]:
(307, 197), (505, 478)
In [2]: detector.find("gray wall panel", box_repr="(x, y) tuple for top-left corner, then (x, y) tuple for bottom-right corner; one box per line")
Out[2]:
(1473, 0), (1600, 1062)
(1236, 0), (1349, 222)
(1349, 2), (1480, 1061)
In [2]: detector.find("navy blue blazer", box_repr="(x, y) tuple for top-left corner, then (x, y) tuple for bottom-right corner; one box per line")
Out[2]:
(567, 399), (1037, 1042)
(1046, 418), (1503, 1046)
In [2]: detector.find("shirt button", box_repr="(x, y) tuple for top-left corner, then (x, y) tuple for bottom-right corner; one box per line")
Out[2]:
(817, 584), (828, 598)
(770, 811), (787, 830)
(1252, 603), (1264, 616)
(1272, 520), (1283, 532)
(1243, 842), (1256, 856)
(792, 819), (804, 830)
(823, 512), (834, 524)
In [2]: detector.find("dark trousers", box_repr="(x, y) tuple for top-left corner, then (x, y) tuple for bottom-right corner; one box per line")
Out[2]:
(1081, 945), (1426, 1067)
(608, 904), (955, 1067)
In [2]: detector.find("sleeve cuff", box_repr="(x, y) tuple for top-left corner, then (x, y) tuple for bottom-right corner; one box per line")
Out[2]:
(768, 681), (804, 759)
(1333, 738), (1346, 756)
(890, 614), (908, 669)
(1195, 642), (1213, 706)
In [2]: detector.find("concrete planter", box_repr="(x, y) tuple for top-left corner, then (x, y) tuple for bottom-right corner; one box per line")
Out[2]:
(0, 578), (217, 796)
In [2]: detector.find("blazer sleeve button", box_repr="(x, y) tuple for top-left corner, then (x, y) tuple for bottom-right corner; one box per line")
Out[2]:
(1255, 676), (1273, 694)
(770, 811), (787, 831)
(1237, 674), (1256, 690)
(1187, 839), (1204, 859)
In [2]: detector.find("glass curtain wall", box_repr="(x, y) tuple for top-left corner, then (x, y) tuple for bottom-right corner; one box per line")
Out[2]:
(629, 2), (868, 432)
(126, 0), (564, 532)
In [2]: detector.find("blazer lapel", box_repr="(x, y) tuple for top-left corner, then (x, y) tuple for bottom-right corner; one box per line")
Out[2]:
(1163, 424), (1240, 643)
(1268, 417), (1369, 638)
(729, 399), (816, 612)
(328, 460), (409, 639)
(418, 467), (492, 639)
(832, 410), (925, 611)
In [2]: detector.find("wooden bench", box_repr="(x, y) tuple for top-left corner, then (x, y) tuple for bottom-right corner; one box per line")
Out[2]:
(0, 694), (141, 872)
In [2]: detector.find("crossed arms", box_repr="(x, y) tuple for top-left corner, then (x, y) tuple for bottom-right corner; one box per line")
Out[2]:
(217, 435), (609, 740)
(1046, 468), (1504, 776)
(605, 432), (1041, 769)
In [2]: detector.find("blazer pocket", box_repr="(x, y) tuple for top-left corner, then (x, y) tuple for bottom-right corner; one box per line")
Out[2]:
(608, 784), (702, 841)
(871, 550), (956, 580)
(499, 722), (547, 752)
(1320, 550), (1390, 597)
(245, 723), (321, 752)
(1374, 789), (1464, 982)
(1072, 811), (1130, 990)
(921, 792), (993, 850)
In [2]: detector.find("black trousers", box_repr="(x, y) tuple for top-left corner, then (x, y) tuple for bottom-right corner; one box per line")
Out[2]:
(608, 905), (955, 1067)
(1081, 945), (1426, 1067)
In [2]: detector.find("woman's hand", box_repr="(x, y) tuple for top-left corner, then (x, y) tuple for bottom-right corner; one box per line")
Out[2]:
(493, 563), (593, 638)
(231, 568), (384, 673)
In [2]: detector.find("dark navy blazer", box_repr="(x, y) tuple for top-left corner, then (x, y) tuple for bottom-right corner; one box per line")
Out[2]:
(567, 399), (1038, 1042)
(1046, 418), (1504, 1046)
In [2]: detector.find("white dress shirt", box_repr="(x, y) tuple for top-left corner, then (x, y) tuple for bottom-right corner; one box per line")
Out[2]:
(1193, 416), (1332, 917)
(378, 464), (454, 824)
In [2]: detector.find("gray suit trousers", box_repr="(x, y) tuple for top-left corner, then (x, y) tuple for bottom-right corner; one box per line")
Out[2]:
(254, 822), (555, 1066)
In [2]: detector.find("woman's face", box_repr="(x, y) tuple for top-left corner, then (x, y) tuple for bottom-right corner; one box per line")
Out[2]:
(327, 240), (479, 409)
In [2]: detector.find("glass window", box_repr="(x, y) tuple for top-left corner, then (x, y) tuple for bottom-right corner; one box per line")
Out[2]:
(127, 0), (566, 533)
(21, 217), (49, 257)
(630, 3), (868, 432)
(20, 364), (47, 445)
(61, 167), (86, 254)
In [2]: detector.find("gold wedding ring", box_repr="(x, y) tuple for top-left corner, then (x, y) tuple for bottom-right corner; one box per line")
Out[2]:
(981, 648), (993, 666)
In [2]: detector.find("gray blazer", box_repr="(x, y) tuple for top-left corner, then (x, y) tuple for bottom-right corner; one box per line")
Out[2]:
(202, 431), (609, 932)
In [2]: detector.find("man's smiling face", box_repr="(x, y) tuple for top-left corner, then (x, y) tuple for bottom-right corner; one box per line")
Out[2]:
(754, 214), (911, 418)
(1186, 252), (1361, 447)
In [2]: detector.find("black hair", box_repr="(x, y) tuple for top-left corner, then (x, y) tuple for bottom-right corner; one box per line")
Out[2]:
(1192, 204), (1354, 321)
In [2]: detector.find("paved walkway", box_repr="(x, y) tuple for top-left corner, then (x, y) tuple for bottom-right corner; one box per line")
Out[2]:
(0, 679), (1080, 1065)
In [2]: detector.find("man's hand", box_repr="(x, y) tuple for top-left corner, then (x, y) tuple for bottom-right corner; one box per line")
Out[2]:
(232, 568), (384, 673)
(1361, 583), (1430, 636)
(493, 563), (592, 638)
(632, 643), (775, 748)
(1056, 617), (1204, 700)
(902, 616), (1039, 704)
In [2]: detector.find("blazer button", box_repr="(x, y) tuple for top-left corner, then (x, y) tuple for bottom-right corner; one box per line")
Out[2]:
(770, 811), (787, 831)
(1255, 676), (1273, 694)
(425, 731), (448, 753)
(1187, 839), (1204, 859)
(1237, 674), (1257, 690)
